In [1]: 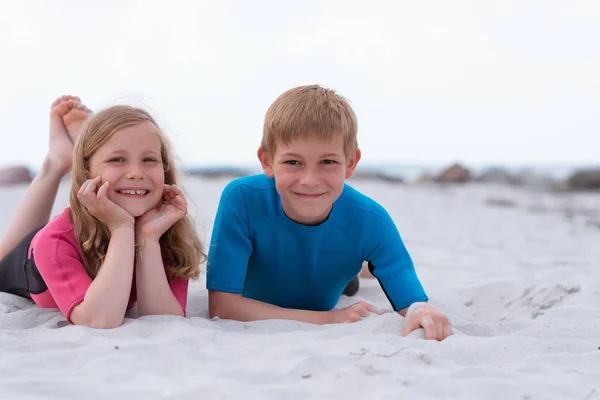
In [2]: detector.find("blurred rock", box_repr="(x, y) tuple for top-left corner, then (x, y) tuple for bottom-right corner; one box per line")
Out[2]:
(351, 169), (405, 184)
(567, 168), (600, 191)
(514, 169), (557, 188)
(415, 173), (433, 184)
(434, 163), (471, 183)
(184, 166), (252, 179)
(375, 173), (405, 184)
(475, 168), (520, 185)
(485, 197), (518, 208)
(0, 165), (33, 186)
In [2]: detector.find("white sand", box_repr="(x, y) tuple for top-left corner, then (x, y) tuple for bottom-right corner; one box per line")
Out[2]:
(1, 177), (599, 400)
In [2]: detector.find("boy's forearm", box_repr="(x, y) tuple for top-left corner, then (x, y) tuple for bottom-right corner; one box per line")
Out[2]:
(209, 291), (331, 325)
(71, 226), (135, 328)
(135, 239), (183, 317)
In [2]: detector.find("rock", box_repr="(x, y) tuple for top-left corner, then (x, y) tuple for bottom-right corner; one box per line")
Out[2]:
(0, 165), (33, 186)
(514, 169), (558, 188)
(375, 172), (405, 184)
(485, 197), (518, 208)
(350, 169), (405, 184)
(567, 168), (600, 191)
(183, 166), (252, 179)
(475, 168), (520, 185)
(414, 173), (433, 184)
(434, 163), (471, 183)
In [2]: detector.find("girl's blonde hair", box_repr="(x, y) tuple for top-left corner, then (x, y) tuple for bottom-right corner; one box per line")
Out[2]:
(69, 105), (204, 281)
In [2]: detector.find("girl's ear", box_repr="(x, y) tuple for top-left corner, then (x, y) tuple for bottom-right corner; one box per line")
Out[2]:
(257, 147), (274, 178)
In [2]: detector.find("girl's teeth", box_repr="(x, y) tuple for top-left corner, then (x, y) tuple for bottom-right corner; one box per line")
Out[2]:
(120, 190), (147, 195)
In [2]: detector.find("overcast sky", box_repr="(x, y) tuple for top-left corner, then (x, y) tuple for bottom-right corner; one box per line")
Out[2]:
(1, 0), (598, 171)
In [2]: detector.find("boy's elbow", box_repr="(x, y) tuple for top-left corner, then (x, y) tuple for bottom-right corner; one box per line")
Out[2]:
(208, 290), (236, 319)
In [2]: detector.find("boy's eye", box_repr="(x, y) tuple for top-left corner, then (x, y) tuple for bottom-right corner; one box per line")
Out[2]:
(284, 160), (301, 166)
(322, 160), (338, 165)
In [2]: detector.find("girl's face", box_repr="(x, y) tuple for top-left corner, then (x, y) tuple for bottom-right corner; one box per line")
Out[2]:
(87, 122), (165, 217)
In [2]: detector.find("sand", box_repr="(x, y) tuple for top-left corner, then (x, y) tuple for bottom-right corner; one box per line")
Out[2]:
(1, 177), (599, 400)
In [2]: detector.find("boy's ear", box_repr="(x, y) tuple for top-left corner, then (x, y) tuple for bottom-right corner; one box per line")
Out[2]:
(257, 147), (274, 178)
(345, 148), (361, 179)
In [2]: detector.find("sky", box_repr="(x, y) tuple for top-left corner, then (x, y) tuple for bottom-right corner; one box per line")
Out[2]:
(0, 0), (598, 171)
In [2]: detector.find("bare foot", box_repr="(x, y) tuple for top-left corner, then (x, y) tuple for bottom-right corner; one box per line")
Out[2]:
(359, 261), (374, 278)
(47, 95), (79, 175)
(62, 97), (92, 144)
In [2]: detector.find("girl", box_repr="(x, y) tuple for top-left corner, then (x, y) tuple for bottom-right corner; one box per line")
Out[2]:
(0, 96), (204, 328)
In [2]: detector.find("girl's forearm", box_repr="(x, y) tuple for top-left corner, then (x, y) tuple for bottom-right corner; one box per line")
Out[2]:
(135, 239), (183, 317)
(70, 226), (135, 328)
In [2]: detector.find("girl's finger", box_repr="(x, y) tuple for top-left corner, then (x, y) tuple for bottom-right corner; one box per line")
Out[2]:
(175, 194), (185, 205)
(97, 181), (109, 201)
(84, 179), (98, 196)
(170, 185), (183, 195)
(78, 180), (90, 197)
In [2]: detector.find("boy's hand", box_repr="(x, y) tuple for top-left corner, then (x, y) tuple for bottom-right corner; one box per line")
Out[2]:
(136, 184), (187, 241)
(328, 301), (383, 324)
(401, 302), (452, 341)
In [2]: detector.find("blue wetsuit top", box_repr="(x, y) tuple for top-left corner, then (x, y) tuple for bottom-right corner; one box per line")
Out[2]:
(206, 174), (428, 311)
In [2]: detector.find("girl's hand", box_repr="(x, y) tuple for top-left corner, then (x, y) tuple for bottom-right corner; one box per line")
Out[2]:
(136, 184), (187, 241)
(77, 176), (134, 232)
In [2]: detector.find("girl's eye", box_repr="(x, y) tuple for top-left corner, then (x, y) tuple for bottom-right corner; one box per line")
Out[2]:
(144, 158), (159, 163)
(109, 157), (125, 163)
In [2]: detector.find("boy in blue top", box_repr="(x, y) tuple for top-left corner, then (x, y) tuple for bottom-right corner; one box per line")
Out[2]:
(207, 85), (452, 341)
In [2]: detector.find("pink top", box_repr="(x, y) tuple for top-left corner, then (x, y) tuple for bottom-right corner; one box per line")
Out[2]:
(28, 208), (188, 322)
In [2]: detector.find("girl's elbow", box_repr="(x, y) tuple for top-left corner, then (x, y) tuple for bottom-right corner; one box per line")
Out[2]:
(71, 312), (124, 329)
(87, 317), (124, 329)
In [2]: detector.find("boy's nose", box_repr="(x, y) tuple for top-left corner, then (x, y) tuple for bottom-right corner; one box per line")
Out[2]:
(299, 169), (319, 186)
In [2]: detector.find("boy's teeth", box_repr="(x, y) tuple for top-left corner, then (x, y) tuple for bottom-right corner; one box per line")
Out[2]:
(120, 189), (147, 195)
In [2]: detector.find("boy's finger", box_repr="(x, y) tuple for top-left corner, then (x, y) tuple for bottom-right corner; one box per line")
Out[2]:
(401, 316), (417, 336)
(443, 323), (452, 340)
(365, 303), (383, 315)
(421, 315), (437, 340)
(437, 322), (445, 341)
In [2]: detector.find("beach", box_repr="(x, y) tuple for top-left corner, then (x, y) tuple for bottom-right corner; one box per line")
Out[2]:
(1, 177), (599, 400)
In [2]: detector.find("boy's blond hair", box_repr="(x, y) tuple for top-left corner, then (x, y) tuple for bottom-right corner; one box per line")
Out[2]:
(261, 85), (358, 157)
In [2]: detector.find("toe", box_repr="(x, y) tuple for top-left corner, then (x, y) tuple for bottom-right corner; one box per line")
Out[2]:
(57, 102), (71, 116)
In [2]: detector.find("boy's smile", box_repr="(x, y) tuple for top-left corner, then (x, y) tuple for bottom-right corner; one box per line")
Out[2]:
(258, 135), (360, 225)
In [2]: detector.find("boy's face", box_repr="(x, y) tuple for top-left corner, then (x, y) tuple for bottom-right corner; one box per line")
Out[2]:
(258, 135), (360, 225)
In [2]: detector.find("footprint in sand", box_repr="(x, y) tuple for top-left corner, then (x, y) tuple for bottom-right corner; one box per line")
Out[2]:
(502, 284), (581, 320)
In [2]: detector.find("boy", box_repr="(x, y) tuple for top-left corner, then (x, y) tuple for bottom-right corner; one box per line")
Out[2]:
(206, 85), (452, 341)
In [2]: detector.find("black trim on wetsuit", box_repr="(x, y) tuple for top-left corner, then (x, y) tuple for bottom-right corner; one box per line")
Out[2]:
(0, 225), (48, 299)
(367, 261), (398, 310)
(342, 275), (360, 297)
